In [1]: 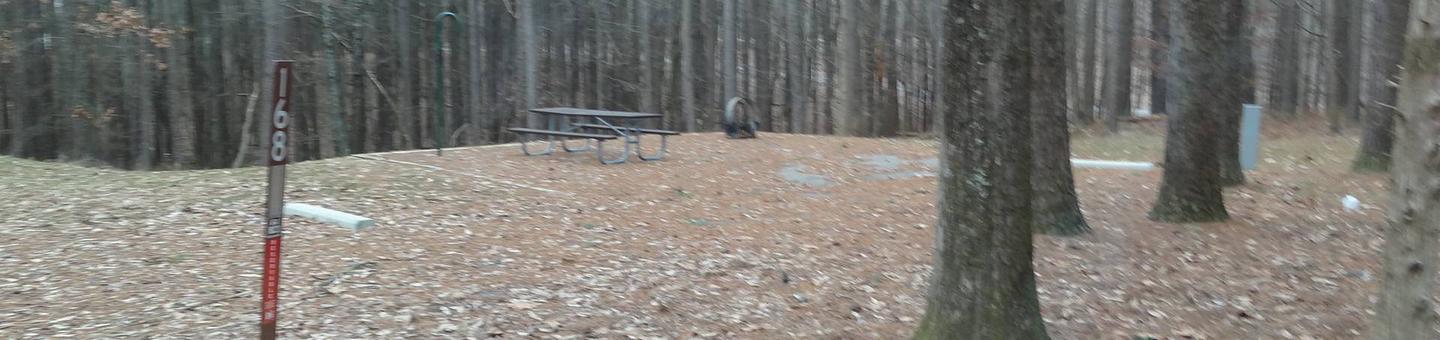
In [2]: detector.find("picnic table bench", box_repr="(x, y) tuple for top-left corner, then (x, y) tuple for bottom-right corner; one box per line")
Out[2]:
(508, 107), (680, 164)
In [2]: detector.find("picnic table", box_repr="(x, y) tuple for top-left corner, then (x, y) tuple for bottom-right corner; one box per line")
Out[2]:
(508, 107), (680, 164)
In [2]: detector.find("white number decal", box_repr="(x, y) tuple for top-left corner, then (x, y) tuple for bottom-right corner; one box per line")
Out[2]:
(271, 131), (288, 162)
(272, 102), (289, 129)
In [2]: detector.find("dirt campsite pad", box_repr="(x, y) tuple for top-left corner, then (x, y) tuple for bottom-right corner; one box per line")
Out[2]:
(0, 125), (1392, 339)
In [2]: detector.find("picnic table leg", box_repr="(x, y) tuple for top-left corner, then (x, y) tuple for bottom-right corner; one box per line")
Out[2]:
(591, 117), (631, 164)
(520, 115), (557, 156)
(596, 138), (631, 165)
(560, 116), (594, 152)
(635, 133), (670, 161)
(519, 133), (555, 156)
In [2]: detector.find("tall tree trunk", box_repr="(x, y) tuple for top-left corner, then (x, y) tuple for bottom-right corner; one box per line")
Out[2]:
(1217, 0), (1249, 186)
(194, 1), (224, 167)
(914, 0), (1049, 337)
(874, 0), (901, 136)
(1149, 0), (1230, 223)
(165, 0), (197, 167)
(1370, 2), (1440, 338)
(722, 0), (738, 104)
(786, 0), (807, 133)
(353, 0), (373, 151)
(1077, 0), (1100, 124)
(1353, 0), (1410, 172)
(392, 1), (415, 147)
(1151, 0), (1171, 114)
(7, 3), (30, 157)
(1269, 0), (1302, 116)
(1330, 0), (1364, 134)
(50, 0), (83, 161)
(591, 3), (607, 110)
(219, 0), (245, 164)
(752, 0), (775, 131)
(1100, 0), (1134, 133)
(124, 26), (157, 170)
(1033, 0), (1089, 236)
(832, 0), (862, 136)
(320, 0), (343, 157)
(680, 0), (697, 132)
(638, 0), (657, 114)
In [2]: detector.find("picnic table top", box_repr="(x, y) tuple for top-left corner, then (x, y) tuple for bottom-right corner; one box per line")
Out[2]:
(530, 107), (663, 119)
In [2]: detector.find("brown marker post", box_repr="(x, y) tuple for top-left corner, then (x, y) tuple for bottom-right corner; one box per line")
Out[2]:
(260, 60), (294, 340)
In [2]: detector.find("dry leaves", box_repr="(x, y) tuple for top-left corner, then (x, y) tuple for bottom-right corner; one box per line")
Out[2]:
(1, 128), (1390, 339)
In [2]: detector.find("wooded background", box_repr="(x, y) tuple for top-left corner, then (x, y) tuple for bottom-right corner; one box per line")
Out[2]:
(0, 0), (1392, 170)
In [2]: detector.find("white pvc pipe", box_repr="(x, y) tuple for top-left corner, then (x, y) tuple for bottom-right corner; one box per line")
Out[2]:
(284, 203), (376, 231)
(1071, 159), (1155, 171)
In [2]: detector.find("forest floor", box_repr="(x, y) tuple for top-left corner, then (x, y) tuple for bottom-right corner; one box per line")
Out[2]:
(1, 118), (1390, 339)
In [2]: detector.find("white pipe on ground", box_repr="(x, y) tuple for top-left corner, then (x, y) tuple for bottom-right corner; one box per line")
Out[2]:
(1071, 159), (1156, 171)
(284, 203), (376, 231)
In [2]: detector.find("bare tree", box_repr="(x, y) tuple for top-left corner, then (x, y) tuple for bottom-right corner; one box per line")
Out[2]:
(1149, 0), (1230, 223)
(832, 0), (862, 136)
(1370, 3), (1440, 338)
(1078, 0), (1101, 124)
(1269, 0), (1302, 115)
(1329, 0), (1365, 134)
(638, 0), (657, 114)
(680, 0), (697, 132)
(1217, 0), (1250, 186)
(521, 0), (539, 128)
(1151, 0), (1171, 115)
(163, 0), (197, 167)
(1353, 0), (1411, 172)
(722, 0), (737, 106)
(1100, 0), (1135, 133)
(785, 0), (807, 133)
(1033, 0), (1089, 235)
(914, 0), (1048, 337)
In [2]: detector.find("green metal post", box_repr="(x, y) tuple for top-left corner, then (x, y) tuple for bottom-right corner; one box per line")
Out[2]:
(434, 12), (460, 156)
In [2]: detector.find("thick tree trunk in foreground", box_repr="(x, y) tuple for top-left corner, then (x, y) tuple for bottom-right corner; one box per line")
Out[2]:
(1217, 0), (1248, 186)
(1100, 0), (1134, 133)
(1033, 0), (1089, 236)
(1354, 0), (1411, 172)
(1149, 0), (1229, 223)
(1370, 2), (1440, 338)
(914, 0), (1049, 338)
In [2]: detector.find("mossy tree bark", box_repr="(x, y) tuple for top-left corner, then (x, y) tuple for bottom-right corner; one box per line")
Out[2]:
(914, 0), (1050, 339)
(1032, 0), (1089, 236)
(1149, 0), (1230, 223)
(1370, 2), (1440, 338)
